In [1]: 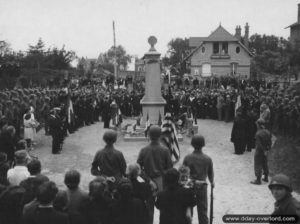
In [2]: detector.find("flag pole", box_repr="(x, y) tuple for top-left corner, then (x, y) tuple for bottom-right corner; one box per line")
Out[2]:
(113, 21), (117, 79)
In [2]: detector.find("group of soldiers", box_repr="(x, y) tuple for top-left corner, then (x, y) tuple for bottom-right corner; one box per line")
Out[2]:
(164, 81), (300, 139)
(0, 77), (299, 155)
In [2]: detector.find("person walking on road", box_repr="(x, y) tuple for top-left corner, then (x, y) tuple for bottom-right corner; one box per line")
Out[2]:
(251, 118), (272, 185)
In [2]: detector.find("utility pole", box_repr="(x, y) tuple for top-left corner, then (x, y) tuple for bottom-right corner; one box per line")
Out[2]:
(113, 21), (117, 79)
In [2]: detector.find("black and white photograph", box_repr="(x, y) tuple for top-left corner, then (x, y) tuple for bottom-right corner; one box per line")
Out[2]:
(0, 0), (300, 223)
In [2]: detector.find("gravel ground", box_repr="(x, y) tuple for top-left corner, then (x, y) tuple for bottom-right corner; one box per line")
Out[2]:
(30, 119), (300, 224)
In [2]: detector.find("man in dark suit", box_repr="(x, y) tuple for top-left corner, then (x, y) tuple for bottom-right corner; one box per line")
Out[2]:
(101, 96), (111, 129)
(48, 109), (63, 154)
(22, 181), (69, 224)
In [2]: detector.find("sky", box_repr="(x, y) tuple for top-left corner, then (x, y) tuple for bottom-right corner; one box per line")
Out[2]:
(0, 0), (299, 68)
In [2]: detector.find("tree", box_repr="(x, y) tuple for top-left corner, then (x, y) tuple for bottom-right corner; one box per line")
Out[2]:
(162, 38), (189, 75)
(0, 40), (11, 56)
(97, 45), (132, 73)
(24, 38), (45, 70)
(249, 34), (290, 77)
(45, 46), (76, 69)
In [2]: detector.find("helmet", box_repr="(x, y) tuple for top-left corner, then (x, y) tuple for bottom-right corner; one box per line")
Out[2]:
(191, 135), (205, 148)
(268, 174), (292, 192)
(149, 125), (161, 140)
(103, 130), (117, 144)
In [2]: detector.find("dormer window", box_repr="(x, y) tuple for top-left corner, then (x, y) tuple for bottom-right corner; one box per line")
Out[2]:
(213, 42), (219, 54)
(213, 42), (228, 54)
(222, 42), (228, 54)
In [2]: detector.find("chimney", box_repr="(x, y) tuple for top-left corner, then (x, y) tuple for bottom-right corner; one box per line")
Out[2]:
(235, 25), (242, 41)
(244, 23), (249, 48)
(298, 3), (300, 22)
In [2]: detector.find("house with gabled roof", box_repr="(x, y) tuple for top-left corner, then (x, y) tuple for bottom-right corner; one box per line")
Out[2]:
(285, 4), (300, 48)
(184, 24), (253, 78)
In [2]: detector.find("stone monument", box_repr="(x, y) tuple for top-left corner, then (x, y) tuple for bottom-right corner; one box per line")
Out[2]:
(140, 36), (166, 126)
(123, 36), (182, 142)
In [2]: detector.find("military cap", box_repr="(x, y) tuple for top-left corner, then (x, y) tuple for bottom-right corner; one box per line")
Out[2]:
(29, 94), (36, 99)
(268, 174), (292, 192)
(11, 90), (17, 96)
(12, 98), (19, 103)
(6, 100), (13, 106)
(2, 93), (8, 99)
(23, 89), (29, 95)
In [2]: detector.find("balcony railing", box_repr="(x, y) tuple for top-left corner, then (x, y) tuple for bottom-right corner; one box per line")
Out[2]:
(210, 54), (230, 59)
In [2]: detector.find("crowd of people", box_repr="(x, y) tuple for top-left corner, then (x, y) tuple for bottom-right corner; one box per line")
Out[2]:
(0, 76), (299, 223)
(0, 127), (299, 224)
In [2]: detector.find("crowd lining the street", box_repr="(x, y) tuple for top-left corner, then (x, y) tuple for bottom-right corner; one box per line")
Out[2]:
(0, 77), (300, 224)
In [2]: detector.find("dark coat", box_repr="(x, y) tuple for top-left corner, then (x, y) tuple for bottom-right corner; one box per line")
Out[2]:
(110, 197), (147, 224)
(22, 207), (69, 224)
(231, 116), (247, 143)
(137, 141), (172, 179)
(271, 194), (299, 218)
(91, 146), (126, 179)
(81, 197), (111, 224)
(155, 185), (196, 224)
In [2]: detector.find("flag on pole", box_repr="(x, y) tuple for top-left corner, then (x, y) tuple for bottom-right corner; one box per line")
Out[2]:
(166, 68), (171, 84)
(144, 112), (151, 137)
(235, 95), (242, 115)
(102, 80), (106, 88)
(161, 115), (180, 163)
(158, 111), (162, 126)
(67, 96), (74, 124)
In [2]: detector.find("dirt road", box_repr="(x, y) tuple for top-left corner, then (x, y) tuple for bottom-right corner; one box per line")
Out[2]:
(31, 119), (299, 223)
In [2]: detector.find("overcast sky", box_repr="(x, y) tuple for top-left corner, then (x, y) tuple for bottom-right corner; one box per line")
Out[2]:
(0, 0), (299, 64)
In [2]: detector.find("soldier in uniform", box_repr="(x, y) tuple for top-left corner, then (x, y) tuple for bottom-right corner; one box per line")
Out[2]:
(48, 108), (63, 154)
(183, 135), (214, 224)
(12, 98), (21, 139)
(91, 130), (126, 191)
(137, 125), (172, 224)
(102, 96), (111, 129)
(251, 119), (272, 185)
(268, 174), (299, 220)
(41, 97), (51, 135)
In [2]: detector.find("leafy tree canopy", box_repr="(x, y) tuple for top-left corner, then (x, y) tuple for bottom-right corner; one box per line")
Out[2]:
(97, 45), (132, 73)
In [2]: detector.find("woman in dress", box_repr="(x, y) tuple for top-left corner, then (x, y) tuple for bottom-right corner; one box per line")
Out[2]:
(23, 108), (38, 150)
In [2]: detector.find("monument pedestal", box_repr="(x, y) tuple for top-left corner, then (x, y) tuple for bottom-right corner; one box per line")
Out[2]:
(140, 36), (166, 126)
(124, 36), (183, 142)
